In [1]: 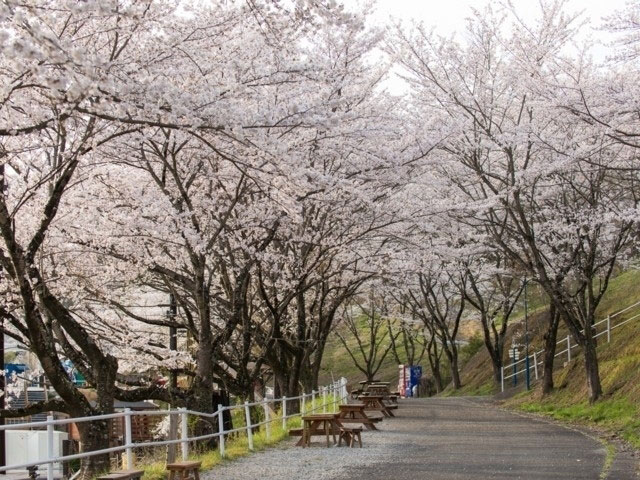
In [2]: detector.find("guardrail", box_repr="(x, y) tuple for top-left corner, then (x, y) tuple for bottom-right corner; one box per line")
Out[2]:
(500, 300), (640, 392)
(0, 378), (349, 479)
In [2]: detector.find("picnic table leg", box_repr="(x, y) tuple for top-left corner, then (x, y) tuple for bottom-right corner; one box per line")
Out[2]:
(385, 404), (395, 417)
(299, 421), (308, 447)
(305, 422), (312, 447)
(325, 420), (330, 447)
(358, 411), (377, 430)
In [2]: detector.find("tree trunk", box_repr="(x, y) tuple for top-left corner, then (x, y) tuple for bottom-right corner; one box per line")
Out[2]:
(432, 368), (444, 393)
(560, 307), (603, 403)
(542, 305), (560, 395)
(491, 360), (502, 385)
(583, 337), (603, 403)
(449, 352), (462, 390)
(77, 419), (111, 479)
(427, 340), (443, 393)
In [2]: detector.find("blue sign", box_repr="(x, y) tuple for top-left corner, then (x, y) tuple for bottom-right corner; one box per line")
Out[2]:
(406, 365), (422, 396)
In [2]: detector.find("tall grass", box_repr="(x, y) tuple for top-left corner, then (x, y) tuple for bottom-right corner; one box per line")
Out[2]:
(139, 394), (342, 480)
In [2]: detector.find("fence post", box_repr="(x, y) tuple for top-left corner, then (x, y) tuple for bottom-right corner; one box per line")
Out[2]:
(244, 401), (254, 451)
(342, 378), (348, 403)
(124, 408), (133, 469)
(567, 335), (571, 362)
(217, 404), (225, 457)
(312, 390), (316, 412)
(46, 415), (54, 480)
(533, 351), (539, 380)
(333, 384), (337, 413)
(167, 408), (178, 463)
(180, 407), (189, 460)
(263, 399), (271, 440)
(301, 393), (306, 415)
(282, 396), (287, 430)
(323, 387), (327, 413)
(607, 314), (611, 343)
(500, 367), (504, 392)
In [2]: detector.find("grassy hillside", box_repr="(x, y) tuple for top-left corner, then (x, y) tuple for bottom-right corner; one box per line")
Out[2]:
(320, 269), (640, 447)
(318, 321), (411, 387)
(457, 269), (640, 447)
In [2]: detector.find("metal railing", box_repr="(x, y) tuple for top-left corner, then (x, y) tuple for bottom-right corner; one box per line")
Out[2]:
(500, 300), (640, 392)
(0, 378), (349, 479)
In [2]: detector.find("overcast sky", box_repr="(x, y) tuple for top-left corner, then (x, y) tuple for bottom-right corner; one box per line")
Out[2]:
(369, 0), (629, 92)
(372, 0), (629, 36)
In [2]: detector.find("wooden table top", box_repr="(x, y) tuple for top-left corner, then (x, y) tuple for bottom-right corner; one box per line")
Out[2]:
(302, 413), (339, 421)
(340, 403), (366, 409)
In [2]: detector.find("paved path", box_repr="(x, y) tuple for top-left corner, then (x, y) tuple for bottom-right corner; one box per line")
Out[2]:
(203, 397), (638, 480)
(340, 397), (607, 480)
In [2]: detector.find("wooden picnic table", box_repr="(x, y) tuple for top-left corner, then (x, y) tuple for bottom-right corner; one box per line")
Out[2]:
(338, 403), (381, 431)
(366, 384), (391, 396)
(298, 413), (344, 447)
(358, 379), (382, 385)
(357, 395), (395, 417)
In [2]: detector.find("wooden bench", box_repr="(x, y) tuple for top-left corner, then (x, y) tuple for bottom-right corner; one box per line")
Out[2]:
(340, 416), (382, 423)
(166, 461), (202, 480)
(338, 426), (363, 448)
(289, 427), (304, 436)
(97, 470), (144, 480)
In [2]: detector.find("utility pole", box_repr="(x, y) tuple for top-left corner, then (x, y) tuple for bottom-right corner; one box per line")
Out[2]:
(167, 293), (178, 463)
(0, 318), (5, 474)
(524, 277), (530, 391)
(0, 164), (6, 473)
(168, 294), (178, 391)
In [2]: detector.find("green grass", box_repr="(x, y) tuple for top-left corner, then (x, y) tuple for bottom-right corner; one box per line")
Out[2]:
(600, 441), (616, 480)
(139, 396), (341, 480)
(517, 397), (640, 448)
(444, 267), (640, 452)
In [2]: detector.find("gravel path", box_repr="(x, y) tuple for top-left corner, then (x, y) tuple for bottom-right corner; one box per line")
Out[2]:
(199, 410), (404, 480)
(200, 397), (627, 480)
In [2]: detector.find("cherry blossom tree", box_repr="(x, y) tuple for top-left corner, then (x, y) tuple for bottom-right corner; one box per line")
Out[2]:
(391, 0), (640, 402)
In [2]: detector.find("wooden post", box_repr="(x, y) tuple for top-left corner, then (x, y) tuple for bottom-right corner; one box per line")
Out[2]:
(607, 315), (611, 343)
(501, 367), (504, 392)
(567, 335), (571, 362)
(533, 351), (539, 380)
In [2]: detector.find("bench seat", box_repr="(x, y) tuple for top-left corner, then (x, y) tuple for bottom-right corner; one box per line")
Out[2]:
(338, 426), (363, 448)
(97, 470), (144, 480)
(166, 461), (201, 480)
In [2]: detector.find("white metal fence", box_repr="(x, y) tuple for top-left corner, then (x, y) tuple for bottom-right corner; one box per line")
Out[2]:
(0, 378), (349, 479)
(500, 300), (640, 392)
